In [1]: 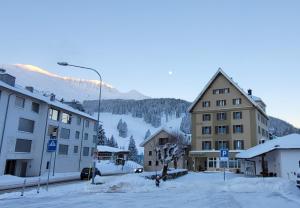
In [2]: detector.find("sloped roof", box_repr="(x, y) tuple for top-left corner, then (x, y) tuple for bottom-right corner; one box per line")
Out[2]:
(97, 145), (129, 153)
(139, 127), (174, 147)
(236, 134), (300, 159)
(188, 68), (268, 118)
(0, 79), (96, 120)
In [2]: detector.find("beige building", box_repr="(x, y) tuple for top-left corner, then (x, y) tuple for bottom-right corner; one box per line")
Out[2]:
(189, 69), (269, 172)
(140, 128), (188, 172)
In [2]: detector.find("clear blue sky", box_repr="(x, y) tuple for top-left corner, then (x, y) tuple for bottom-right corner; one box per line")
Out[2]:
(0, 0), (299, 127)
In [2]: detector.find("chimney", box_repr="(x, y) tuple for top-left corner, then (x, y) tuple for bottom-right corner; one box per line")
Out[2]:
(0, 73), (16, 87)
(50, 93), (56, 101)
(25, 86), (34, 92)
(248, 89), (252, 96)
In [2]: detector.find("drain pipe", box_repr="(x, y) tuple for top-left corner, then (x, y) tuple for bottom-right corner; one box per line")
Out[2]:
(0, 93), (14, 154)
(38, 106), (50, 176)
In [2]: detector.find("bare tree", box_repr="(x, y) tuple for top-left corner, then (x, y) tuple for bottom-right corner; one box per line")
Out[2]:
(155, 131), (189, 181)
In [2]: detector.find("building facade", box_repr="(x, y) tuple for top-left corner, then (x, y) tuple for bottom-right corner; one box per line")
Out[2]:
(0, 72), (98, 177)
(140, 128), (189, 172)
(237, 134), (300, 181)
(189, 69), (269, 172)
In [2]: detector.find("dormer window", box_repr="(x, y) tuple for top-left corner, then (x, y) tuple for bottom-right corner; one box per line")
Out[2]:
(233, 98), (242, 105)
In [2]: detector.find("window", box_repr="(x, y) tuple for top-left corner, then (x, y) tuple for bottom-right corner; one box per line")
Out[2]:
(216, 100), (226, 107)
(156, 161), (159, 166)
(75, 131), (80, 139)
(233, 98), (242, 105)
(208, 158), (217, 168)
(202, 141), (212, 150)
(60, 128), (70, 139)
(48, 125), (58, 138)
(18, 118), (35, 133)
(202, 101), (210, 108)
(83, 147), (89, 156)
(148, 161), (152, 166)
(215, 126), (229, 134)
(74, 146), (79, 153)
(94, 122), (98, 131)
(15, 139), (32, 152)
(216, 112), (227, 120)
(61, 113), (72, 124)
(58, 144), (68, 155)
(149, 151), (152, 156)
(215, 141), (229, 150)
(84, 133), (89, 140)
(159, 138), (168, 145)
(15, 96), (25, 108)
(202, 114), (211, 121)
(85, 120), (90, 128)
(202, 127), (212, 135)
(233, 125), (244, 133)
(233, 112), (242, 120)
(213, 88), (230, 94)
(234, 140), (244, 150)
(93, 135), (97, 144)
(258, 126), (261, 134)
(49, 108), (60, 121)
(31, 102), (40, 113)
(77, 117), (81, 125)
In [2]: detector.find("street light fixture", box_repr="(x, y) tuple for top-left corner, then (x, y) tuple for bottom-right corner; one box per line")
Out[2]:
(57, 61), (102, 185)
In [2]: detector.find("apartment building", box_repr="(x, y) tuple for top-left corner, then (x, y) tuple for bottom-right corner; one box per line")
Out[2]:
(0, 71), (98, 177)
(188, 69), (269, 172)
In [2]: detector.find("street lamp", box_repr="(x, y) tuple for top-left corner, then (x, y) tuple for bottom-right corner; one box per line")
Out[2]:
(57, 62), (102, 185)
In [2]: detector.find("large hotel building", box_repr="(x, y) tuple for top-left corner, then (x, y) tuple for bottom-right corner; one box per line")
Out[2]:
(189, 69), (269, 171)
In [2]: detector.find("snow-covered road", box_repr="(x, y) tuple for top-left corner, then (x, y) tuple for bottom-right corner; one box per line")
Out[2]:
(1, 172), (300, 208)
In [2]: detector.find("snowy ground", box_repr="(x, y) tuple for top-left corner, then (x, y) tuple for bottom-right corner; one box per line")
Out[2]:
(100, 112), (183, 153)
(1, 172), (300, 208)
(97, 160), (142, 175)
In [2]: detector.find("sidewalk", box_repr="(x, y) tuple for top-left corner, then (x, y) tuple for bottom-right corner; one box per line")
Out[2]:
(0, 172), (80, 191)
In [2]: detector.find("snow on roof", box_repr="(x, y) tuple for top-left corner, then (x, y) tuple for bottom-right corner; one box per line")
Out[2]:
(139, 127), (174, 147)
(188, 68), (268, 117)
(97, 145), (129, 153)
(236, 134), (300, 159)
(0, 79), (96, 121)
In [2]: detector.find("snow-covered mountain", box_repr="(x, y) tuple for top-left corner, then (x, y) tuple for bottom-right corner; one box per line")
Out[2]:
(2, 64), (149, 101)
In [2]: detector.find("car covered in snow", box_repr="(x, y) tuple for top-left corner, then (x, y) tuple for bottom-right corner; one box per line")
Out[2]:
(80, 167), (101, 180)
(134, 168), (143, 173)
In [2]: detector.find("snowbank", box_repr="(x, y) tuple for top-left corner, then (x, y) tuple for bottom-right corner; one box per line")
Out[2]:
(96, 160), (142, 175)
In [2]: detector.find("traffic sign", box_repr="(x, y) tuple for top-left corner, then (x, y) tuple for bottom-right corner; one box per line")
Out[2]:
(220, 149), (229, 161)
(47, 139), (57, 152)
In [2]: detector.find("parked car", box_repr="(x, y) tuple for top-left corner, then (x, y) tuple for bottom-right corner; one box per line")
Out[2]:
(297, 171), (300, 189)
(80, 167), (101, 180)
(134, 168), (143, 173)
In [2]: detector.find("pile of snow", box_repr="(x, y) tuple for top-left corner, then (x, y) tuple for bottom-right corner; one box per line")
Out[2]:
(96, 160), (142, 175)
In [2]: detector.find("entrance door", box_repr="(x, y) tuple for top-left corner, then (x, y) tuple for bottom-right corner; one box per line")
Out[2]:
(20, 161), (27, 177)
(5, 160), (16, 175)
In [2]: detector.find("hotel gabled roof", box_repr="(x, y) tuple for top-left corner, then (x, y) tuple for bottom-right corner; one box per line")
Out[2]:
(188, 68), (268, 118)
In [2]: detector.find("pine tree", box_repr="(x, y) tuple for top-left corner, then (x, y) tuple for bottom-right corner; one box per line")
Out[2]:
(117, 119), (123, 130)
(144, 129), (151, 140)
(128, 135), (138, 162)
(119, 121), (128, 138)
(98, 124), (107, 145)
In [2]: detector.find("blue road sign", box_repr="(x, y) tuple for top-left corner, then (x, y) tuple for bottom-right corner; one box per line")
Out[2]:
(47, 139), (57, 152)
(220, 149), (229, 161)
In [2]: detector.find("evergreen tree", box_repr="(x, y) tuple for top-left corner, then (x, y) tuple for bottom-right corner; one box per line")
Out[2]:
(128, 135), (138, 162)
(108, 135), (118, 148)
(144, 129), (151, 140)
(98, 124), (107, 145)
(117, 119), (123, 130)
(119, 121), (128, 138)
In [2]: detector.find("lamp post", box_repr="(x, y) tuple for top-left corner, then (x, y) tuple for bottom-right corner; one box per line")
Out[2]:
(57, 62), (102, 185)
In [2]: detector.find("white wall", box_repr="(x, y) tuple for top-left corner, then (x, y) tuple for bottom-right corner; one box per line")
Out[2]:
(279, 149), (300, 180)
